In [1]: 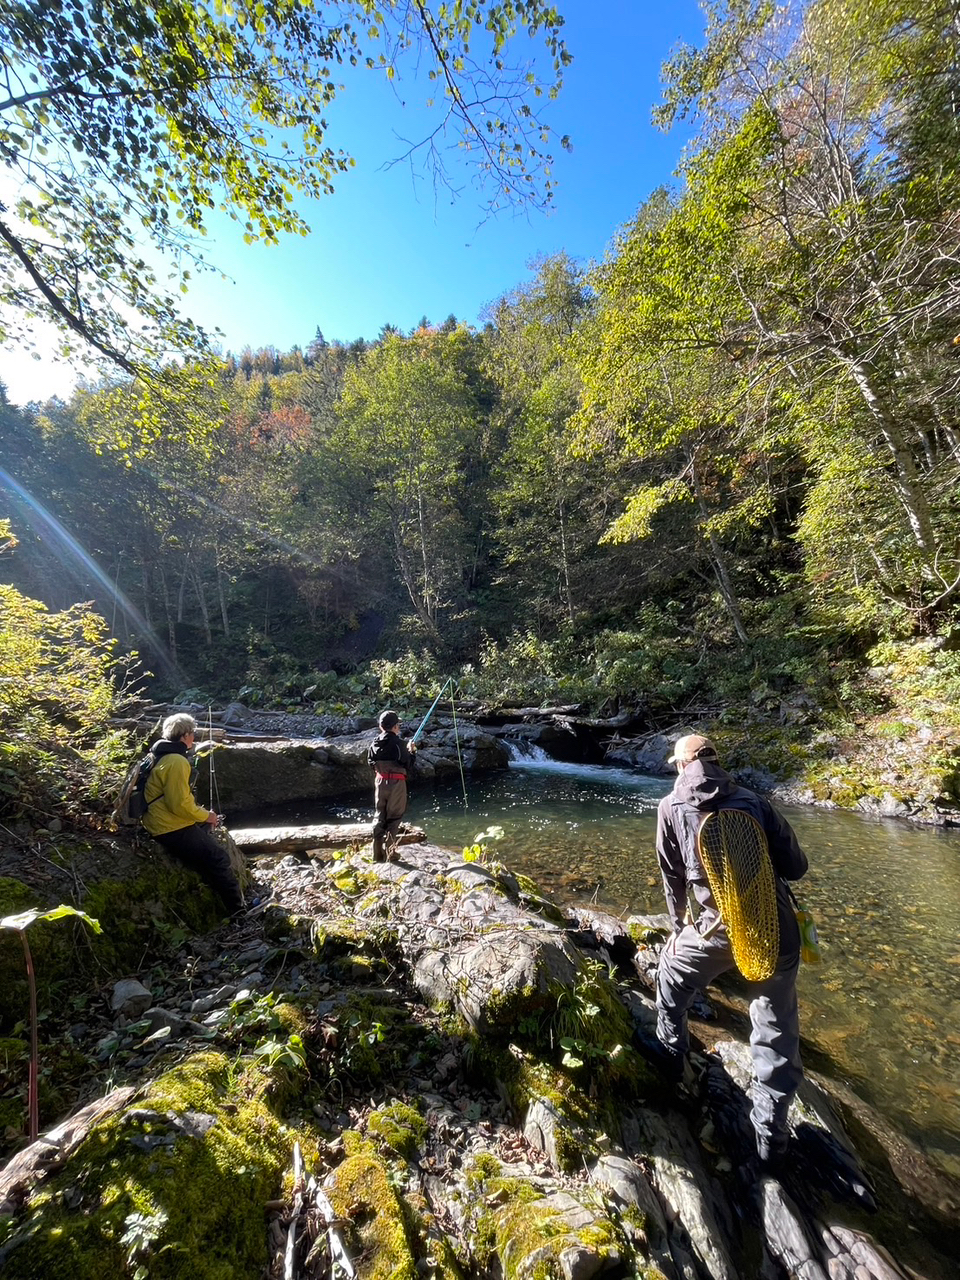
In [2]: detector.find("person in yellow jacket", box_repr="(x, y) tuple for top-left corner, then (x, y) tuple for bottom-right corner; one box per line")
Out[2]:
(142, 712), (244, 916)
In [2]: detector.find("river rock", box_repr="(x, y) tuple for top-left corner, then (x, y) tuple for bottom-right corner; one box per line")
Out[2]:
(625, 1103), (740, 1280)
(139, 1007), (209, 1040)
(563, 905), (638, 968)
(110, 978), (153, 1019)
(604, 731), (673, 772)
(760, 1178), (831, 1280)
(413, 921), (582, 1032)
(589, 1154), (681, 1279)
(220, 702), (249, 727)
(3, 838), (955, 1280)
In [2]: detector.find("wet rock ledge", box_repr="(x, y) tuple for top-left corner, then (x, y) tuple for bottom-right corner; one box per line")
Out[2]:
(1, 840), (957, 1280)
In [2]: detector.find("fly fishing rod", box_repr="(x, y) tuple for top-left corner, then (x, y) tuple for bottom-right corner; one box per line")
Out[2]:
(410, 676), (455, 745)
(205, 704), (224, 828)
(410, 677), (468, 808)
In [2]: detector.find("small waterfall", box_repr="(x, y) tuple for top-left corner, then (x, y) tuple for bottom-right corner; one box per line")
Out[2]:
(503, 738), (552, 762)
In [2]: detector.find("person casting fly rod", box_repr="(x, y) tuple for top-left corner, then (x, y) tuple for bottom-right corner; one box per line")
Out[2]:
(368, 678), (465, 862)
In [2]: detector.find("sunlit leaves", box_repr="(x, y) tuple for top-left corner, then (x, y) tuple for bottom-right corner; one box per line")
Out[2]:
(600, 479), (693, 544)
(0, 0), (569, 377)
(0, 582), (121, 743)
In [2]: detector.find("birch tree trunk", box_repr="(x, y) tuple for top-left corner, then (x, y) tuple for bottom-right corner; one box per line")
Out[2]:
(840, 352), (937, 556)
(215, 543), (230, 639)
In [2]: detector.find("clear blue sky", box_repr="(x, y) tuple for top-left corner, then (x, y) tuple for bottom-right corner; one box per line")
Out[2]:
(0, 1), (705, 405)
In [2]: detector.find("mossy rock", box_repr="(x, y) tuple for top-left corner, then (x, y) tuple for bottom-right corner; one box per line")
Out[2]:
(627, 921), (668, 947)
(0, 1052), (294, 1280)
(509, 874), (567, 926)
(326, 863), (376, 897)
(325, 1136), (418, 1280)
(511, 1058), (621, 1173)
(366, 1102), (427, 1160)
(261, 903), (306, 943)
(465, 1155), (630, 1279)
(311, 917), (399, 975)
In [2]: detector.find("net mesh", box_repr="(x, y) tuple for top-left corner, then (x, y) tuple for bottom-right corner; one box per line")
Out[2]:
(696, 809), (779, 981)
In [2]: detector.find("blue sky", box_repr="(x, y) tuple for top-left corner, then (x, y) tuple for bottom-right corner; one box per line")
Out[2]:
(0, 1), (705, 405)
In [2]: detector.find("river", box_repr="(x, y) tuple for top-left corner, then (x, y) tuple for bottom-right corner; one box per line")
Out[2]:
(252, 752), (960, 1178)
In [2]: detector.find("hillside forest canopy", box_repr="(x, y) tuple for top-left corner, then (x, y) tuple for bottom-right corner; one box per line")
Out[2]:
(1, 0), (960, 764)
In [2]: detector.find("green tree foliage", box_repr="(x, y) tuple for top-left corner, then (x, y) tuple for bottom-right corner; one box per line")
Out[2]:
(0, 0), (570, 374)
(0, 517), (135, 817)
(0, 578), (120, 743)
(331, 327), (492, 644)
(574, 159), (789, 647)
(484, 253), (622, 631)
(4, 0), (959, 721)
(654, 0), (960, 624)
(580, 0), (960, 644)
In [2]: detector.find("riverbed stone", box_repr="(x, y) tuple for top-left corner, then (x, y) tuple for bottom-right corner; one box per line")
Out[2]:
(588, 1153), (682, 1278)
(761, 1178), (831, 1280)
(110, 978), (152, 1019)
(210, 729), (509, 810)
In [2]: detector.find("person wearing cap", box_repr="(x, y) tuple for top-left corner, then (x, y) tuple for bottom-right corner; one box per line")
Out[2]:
(654, 733), (809, 1164)
(142, 712), (244, 916)
(368, 710), (417, 862)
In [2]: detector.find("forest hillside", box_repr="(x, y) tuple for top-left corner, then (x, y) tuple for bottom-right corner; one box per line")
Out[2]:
(2, 0), (960, 812)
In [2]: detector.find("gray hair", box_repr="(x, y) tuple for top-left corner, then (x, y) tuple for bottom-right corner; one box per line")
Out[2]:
(162, 712), (198, 742)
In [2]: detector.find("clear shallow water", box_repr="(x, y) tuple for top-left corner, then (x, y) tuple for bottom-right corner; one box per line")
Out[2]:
(248, 756), (960, 1176)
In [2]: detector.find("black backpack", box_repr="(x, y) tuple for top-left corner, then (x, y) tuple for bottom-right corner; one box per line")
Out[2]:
(128, 752), (158, 821)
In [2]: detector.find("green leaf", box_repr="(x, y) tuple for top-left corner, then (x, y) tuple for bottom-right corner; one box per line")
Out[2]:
(1, 905), (102, 934)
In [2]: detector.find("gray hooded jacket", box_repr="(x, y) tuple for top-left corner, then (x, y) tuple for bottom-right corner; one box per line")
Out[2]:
(656, 759), (808, 951)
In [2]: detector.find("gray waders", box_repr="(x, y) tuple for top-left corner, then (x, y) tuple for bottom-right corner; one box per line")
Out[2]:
(372, 774), (407, 862)
(656, 924), (802, 1160)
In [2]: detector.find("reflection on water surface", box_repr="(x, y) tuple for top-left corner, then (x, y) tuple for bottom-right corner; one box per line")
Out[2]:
(255, 756), (960, 1176)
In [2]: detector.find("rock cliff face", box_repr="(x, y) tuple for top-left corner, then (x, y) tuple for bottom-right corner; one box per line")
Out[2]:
(1, 835), (957, 1280)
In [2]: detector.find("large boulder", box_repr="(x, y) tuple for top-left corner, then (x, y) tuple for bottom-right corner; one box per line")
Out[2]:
(211, 730), (509, 811)
(209, 737), (370, 810)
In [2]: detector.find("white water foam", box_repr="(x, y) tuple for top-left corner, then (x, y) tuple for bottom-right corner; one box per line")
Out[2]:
(503, 738), (661, 789)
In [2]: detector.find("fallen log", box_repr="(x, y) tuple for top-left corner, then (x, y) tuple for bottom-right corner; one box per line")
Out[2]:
(230, 822), (426, 854)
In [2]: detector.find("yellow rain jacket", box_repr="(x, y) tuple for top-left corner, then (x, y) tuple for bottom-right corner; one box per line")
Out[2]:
(142, 744), (211, 836)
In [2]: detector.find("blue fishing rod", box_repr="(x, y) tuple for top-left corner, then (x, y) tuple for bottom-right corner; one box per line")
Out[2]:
(410, 677), (468, 808)
(410, 676), (455, 745)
